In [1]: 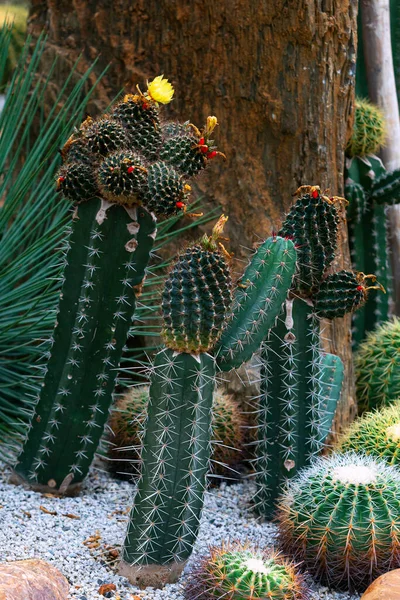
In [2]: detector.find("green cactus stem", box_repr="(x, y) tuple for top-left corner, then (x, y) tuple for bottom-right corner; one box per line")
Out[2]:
(215, 235), (297, 371)
(319, 352), (345, 444)
(277, 452), (400, 591)
(119, 217), (232, 587)
(12, 200), (156, 494)
(184, 542), (308, 600)
(371, 167), (400, 205)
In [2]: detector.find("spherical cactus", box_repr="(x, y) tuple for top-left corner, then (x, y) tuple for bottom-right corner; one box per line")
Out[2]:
(160, 116), (222, 177)
(185, 542), (308, 600)
(107, 387), (244, 479)
(162, 216), (233, 354)
(80, 116), (128, 156)
(277, 452), (400, 591)
(279, 188), (339, 294)
(111, 92), (162, 159)
(56, 161), (98, 202)
(356, 318), (400, 413)
(60, 136), (93, 165)
(346, 99), (386, 158)
(314, 270), (369, 319)
(96, 150), (148, 206)
(336, 401), (400, 466)
(145, 160), (191, 215)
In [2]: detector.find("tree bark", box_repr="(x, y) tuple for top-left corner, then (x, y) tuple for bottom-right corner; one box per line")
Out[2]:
(361, 0), (400, 315)
(27, 0), (359, 435)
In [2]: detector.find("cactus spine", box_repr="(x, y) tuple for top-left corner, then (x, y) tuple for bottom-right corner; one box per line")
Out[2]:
(254, 188), (369, 519)
(277, 453), (400, 591)
(120, 224), (297, 586)
(13, 76), (222, 494)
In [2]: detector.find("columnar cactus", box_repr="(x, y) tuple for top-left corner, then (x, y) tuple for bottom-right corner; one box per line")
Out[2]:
(185, 542), (308, 600)
(119, 222), (297, 586)
(254, 188), (374, 519)
(277, 453), (400, 591)
(355, 317), (400, 413)
(336, 401), (400, 465)
(106, 387), (244, 480)
(345, 98), (400, 348)
(12, 76), (223, 495)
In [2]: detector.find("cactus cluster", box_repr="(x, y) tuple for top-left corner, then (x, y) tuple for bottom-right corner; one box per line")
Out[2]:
(106, 386), (244, 480)
(336, 401), (400, 465)
(185, 542), (308, 600)
(345, 99), (400, 348)
(12, 76), (223, 495)
(278, 452), (400, 591)
(254, 188), (368, 519)
(355, 317), (400, 413)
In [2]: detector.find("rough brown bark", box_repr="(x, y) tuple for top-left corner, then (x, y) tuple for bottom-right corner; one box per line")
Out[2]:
(27, 0), (358, 435)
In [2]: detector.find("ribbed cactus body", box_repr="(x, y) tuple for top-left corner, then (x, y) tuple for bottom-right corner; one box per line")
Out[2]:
(278, 453), (400, 591)
(371, 168), (400, 205)
(314, 270), (367, 319)
(336, 402), (400, 465)
(254, 299), (343, 518)
(122, 348), (216, 568)
(96, 150), (147, 206)
(279, 191), (338, 294)
(111, 94), (162, 159)
(81, 117), (128, 156)
(216, 236), (297, 371)
(162, 243), (232, 354)
(146, 161), (190, 216)
(13, 200), (156, 493)
(160, 122), (207, 176)
(185, 543), (308, 600)
(57, 162), (98, 202)
(346, 99), (385, 157)
(356, 318), (400, 413)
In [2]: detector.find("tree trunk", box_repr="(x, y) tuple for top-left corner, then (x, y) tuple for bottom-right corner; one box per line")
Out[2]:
(28, 0), (359, 435)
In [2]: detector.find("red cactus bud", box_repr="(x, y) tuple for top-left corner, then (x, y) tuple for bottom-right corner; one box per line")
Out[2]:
(199, 137), (205, 145)
(357, 285), (364, 292)
(127, 166), (135, 174)
(200, 145), (209, 154)
(176, 201), (185, 209)
(312, 190), (319, 199)
(206, 150), (217, 159)
(142, 102), (149, 110)
(58, 176), (65, 182)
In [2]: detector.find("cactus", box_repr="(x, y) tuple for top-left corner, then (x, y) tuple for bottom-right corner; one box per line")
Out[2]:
(12, 76), (223, 494)
(215, 236), (297, 371)
(277, 452), (400, 591)
(107, 387), (244, 480)
(336, 401), (400, 465)
(120, 223), (297, 586)
(346, 99), (385, 157)
(344, 98), (400, 349)
(355, 317), (400, 413)
(184, 542), (308, 600)
(254, 188), (369, 519)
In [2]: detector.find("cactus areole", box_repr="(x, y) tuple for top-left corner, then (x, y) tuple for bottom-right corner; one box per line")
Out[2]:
(11, 76), (224, 495)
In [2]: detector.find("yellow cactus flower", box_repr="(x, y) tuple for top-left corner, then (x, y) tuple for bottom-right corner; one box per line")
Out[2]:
(147, 75), (174, 104)
(205, 116), (218, 136)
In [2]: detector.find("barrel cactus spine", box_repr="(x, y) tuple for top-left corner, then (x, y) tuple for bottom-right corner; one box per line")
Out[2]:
(277, 452), (400, 591)
(336, 401), (400, 465)
(185, 542), (308, 600)
(254, 187), (372, 519)
(12, 75), (222, 495)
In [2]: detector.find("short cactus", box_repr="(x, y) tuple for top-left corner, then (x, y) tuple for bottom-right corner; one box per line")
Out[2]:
(336, 401), (400, 465)
(184, 542), (308, 600)
(355, 318), (400, 413)
(145, 161), (191, 216)
(314, 270), (381, 319)
(13, 76), (223, 494)
(107, 387), (244, 480)
(277, 452), (400, 591)
(346, 98), (385, 157)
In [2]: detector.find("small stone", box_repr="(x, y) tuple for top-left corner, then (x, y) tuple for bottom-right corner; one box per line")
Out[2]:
(361, 569), (400, 600)
(98, 583), (117, 596)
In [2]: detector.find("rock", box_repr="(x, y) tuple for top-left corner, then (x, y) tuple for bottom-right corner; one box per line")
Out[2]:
(98, 583), (116, 596)
(0, 559), (69, 600)
(361, 569), (400, 600)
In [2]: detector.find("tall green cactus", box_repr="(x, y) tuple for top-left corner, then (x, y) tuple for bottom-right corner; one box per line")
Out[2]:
(120, 222), (297, 587)
(254, 188), (373, 519)
(12, 76), (223, 495)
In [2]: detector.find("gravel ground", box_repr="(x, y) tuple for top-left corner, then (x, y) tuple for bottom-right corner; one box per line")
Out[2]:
(0, 466), (360, 600)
